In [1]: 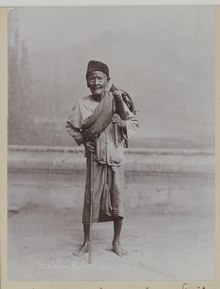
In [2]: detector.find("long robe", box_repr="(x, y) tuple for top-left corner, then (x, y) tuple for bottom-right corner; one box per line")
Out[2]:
(66, 92), (139, 223)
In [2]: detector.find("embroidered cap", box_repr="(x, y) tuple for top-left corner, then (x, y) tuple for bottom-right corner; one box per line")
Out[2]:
(86, 60), (109, 78)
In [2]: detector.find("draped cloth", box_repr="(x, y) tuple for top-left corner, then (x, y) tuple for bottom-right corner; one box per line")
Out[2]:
(66, 91), (139, 223)
(83, 159), (124, 223)
(82, 91), (114, 141)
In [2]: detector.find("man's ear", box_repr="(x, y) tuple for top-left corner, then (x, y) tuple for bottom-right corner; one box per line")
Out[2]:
(107, 76), (111, 85)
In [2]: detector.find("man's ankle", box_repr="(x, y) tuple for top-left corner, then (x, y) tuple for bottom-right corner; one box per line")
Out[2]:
(112, 240), (120, 245)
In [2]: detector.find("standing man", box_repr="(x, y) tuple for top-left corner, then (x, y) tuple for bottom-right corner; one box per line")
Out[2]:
(66, 60), (139, 257)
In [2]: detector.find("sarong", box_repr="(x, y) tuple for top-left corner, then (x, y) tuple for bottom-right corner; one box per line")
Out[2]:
(82, 159), (125, 223)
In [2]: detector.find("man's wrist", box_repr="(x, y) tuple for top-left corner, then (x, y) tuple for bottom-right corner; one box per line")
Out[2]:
(118, 120), (126, 128)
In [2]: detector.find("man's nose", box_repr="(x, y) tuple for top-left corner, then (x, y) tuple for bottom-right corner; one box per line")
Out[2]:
(94, 78), (100, 85)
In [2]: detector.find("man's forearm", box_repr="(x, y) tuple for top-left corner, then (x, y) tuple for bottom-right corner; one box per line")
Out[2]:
(66, 121), (83, 145)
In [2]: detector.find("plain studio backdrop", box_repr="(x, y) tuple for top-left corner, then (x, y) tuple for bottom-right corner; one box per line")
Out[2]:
(7, 6), (215, 281)
(8, 6), (214, 149)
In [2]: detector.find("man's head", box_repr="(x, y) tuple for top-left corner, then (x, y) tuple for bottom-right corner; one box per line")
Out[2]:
(86, 60), (110, 97)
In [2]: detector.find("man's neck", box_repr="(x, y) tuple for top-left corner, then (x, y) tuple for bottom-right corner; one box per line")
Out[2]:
(93, 92), (105, 102)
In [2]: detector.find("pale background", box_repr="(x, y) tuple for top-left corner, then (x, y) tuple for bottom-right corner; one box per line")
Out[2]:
(8, 6), (214, 149)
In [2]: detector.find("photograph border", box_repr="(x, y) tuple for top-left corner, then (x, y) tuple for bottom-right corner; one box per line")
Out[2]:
(1, 3), (220, 289)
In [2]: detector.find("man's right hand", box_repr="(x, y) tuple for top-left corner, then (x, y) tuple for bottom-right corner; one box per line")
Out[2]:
(83, 140), (95, 153)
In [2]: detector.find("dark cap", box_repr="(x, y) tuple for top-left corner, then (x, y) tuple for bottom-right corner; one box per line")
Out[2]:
(86, 60), (109, 78)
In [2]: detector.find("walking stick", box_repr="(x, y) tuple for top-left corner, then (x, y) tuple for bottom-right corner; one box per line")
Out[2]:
(88, 150), (93, 264)
(110, 84), (119, 147)
(114, 122), (118, 147)
(110, 83), (128, 148)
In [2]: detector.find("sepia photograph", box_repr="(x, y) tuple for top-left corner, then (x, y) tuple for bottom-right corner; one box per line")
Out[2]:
(6, 6), (215, 282)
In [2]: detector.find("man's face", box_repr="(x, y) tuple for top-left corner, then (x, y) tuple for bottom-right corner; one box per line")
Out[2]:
(87, 71), (110, 97)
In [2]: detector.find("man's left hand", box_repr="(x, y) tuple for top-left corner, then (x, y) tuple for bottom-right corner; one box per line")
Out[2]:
(112, 89), (124, 102)
(112, 113), (126, 128)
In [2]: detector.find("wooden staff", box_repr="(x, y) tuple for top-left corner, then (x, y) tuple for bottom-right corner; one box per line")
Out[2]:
(110, 84), (120, 147)
(114, 122), (118, 147)
(88, 150), (94, 264)
(110, 84), (130, 148)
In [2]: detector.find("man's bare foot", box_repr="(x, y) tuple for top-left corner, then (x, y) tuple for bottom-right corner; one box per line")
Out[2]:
(73, 243), (89, 257)
(112, 242), (128, 257)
